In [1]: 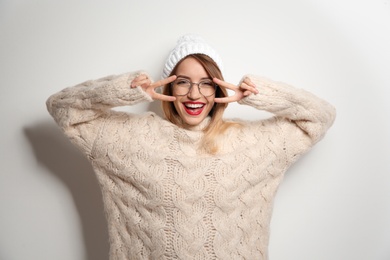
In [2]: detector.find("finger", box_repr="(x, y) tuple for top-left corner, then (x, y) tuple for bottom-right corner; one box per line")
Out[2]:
(131, 73), (147, 82)
(243, 77), (256, 87)
(131, 79), (145, 88)
(214, 96), (239, 103)
(241, 82), (259, 94)
(242, 78), (258, 93)
(242, 90), (253, 97)
(131, 78), (151, 88)
(151, 75), (177, 88)
(136, 74), (148, 81)
(131, 73), (151, 87)
(213, 78), (238, 91)
(130, 79), (138, 88)
(153, 92), (176, 102)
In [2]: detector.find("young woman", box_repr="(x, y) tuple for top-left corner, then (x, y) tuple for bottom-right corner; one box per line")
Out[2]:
(47, 34), (336, 260)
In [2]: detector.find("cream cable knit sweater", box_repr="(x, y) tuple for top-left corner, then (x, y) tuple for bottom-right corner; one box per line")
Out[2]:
(46, 72), (336, 260)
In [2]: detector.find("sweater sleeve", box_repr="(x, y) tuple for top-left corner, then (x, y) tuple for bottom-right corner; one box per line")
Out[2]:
(238, 75), (336, 155)
(46, 71), (153, 156)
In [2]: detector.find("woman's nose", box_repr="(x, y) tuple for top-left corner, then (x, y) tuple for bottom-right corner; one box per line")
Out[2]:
(187, 84), (201, 99)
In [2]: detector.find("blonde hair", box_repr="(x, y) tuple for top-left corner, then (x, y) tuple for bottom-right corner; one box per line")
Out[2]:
(162, 54), (239, 154)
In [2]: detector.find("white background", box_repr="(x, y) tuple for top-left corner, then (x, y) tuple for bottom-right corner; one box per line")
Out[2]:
(1, 0), (389, 259)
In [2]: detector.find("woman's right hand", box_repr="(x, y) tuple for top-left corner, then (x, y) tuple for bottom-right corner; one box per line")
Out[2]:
(130, 74), (177, 102)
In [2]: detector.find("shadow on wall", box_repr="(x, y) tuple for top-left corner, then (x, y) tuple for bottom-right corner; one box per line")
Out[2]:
(24, 120), (109, 260)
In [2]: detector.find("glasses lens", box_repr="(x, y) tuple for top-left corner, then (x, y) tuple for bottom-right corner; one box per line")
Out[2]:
(172, 78), (216, 96)
(172, 79), (191, 95)
(199, 80), (216, 97)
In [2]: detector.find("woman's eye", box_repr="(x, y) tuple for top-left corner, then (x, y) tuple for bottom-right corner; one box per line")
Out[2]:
(201, 81), (214, 87)
(176, 80), (189, 85)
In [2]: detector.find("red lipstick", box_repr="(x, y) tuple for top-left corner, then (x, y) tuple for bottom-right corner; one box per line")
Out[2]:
(183, 102), (205, 116)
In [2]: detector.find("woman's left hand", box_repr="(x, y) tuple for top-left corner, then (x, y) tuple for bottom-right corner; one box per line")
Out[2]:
(213, 77), (258, 103)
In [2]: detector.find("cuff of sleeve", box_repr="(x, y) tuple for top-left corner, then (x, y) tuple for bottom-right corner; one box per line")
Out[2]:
(108, 71), (154, 105)
(237, 74), (295, 112)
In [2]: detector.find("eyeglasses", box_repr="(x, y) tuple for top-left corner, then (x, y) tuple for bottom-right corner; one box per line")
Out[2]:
(171, 77), (217, 97)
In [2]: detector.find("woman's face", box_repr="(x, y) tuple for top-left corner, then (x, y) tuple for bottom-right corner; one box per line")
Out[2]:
(172, 57), (215, 127)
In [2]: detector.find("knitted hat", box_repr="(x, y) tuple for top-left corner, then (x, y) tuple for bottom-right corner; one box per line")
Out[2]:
(162, 34), (223, 78)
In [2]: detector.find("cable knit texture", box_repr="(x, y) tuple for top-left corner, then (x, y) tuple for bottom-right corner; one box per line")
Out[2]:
(46, 71), (336, 260)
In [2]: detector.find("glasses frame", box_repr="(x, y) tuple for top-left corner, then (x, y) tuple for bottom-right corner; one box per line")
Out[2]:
(171, 78), (218, 97)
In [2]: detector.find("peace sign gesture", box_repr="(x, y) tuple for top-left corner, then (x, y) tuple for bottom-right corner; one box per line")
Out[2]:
(131, 74), (177, 102)
(213, 77), (259, 103)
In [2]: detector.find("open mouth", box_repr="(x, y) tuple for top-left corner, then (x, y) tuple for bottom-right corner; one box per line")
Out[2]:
(183, 102), (205, 116)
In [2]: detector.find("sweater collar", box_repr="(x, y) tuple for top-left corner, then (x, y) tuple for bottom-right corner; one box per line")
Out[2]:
(185, 116), (211, 132)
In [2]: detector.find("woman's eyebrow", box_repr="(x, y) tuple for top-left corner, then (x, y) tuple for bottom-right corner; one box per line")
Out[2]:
(176, 75), (190, 79)
(176, 75), (212, 80)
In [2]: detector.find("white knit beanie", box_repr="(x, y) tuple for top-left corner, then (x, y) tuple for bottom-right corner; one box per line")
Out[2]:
(162, 34), (223, 78)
